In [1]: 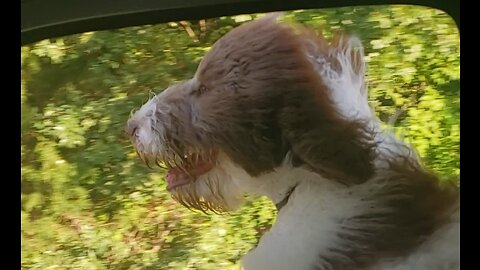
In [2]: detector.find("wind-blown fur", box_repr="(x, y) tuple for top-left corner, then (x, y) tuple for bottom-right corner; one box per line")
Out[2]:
(127, 14), (459, 270)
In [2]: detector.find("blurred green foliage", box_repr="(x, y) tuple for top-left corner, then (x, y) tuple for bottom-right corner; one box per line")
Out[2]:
(21, 5), (459, 269)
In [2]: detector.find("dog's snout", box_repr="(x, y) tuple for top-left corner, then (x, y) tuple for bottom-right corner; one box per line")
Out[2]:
(126, 120), (138, 137)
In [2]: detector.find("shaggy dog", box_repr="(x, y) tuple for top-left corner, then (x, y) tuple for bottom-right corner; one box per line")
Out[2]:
(127, 14), (459, 270)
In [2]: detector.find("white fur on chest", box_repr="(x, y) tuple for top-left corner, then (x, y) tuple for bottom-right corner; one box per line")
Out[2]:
(240, 167), (361, 270)
(235, 166), (459, 270)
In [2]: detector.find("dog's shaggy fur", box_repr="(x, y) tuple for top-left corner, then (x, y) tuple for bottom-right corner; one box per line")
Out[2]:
(127, 14), (459, 270)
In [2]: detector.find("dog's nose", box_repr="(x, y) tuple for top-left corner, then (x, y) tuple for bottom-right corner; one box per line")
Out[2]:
(126, 120), (138, 137)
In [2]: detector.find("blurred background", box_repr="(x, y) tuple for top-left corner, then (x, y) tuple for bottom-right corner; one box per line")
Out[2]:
(21, 5), (459, 270)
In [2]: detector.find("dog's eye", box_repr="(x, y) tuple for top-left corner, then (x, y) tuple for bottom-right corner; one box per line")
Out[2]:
(195, 84), (208, 95)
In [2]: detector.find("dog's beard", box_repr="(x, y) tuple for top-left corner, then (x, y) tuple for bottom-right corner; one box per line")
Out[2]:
(169, 160), (246, 213)
(171, 174), (230, 214)
(143, 148), (244, 214)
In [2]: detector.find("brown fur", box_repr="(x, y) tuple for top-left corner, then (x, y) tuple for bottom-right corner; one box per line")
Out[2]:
(196, 16), (375, 184)
(319, 153), (459, 269)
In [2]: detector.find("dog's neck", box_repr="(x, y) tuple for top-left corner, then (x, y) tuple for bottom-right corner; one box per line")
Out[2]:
(236, 165), (458, 270)
(220, 153), (304, 206)
(213, 119), (457, 270)
(240, 166), (358, 270)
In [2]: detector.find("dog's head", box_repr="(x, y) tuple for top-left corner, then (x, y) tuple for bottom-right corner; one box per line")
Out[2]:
(127, 15), (375, 213)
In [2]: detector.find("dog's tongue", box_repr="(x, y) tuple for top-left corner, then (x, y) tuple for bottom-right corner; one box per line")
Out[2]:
(166, 169), (192, 191)
(165, 159), (215, 191)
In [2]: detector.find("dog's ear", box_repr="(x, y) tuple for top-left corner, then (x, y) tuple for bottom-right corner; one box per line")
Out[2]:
(279, 31), (375, 185)
(280, 87), (375, 185)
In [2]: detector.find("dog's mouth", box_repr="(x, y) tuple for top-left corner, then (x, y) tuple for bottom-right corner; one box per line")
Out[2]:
(128, 126), (218, 191)
(156, 150), (218, 191)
